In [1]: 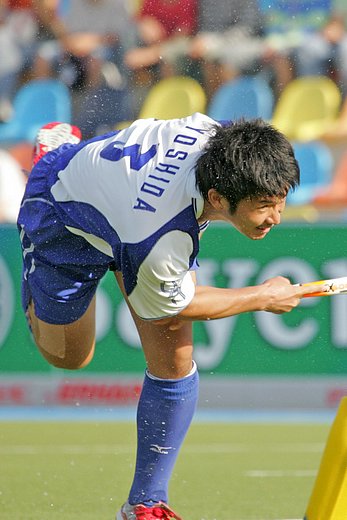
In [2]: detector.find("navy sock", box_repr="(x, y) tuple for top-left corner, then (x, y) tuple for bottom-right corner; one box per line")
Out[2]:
(128, 364), (199, 506)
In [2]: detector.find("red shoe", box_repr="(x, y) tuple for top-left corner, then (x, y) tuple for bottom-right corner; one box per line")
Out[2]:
(116, 502), (183, 520)
(32, 122), (82, 166)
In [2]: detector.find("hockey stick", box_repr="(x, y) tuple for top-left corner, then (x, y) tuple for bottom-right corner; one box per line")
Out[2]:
(299, 276), (347, 298)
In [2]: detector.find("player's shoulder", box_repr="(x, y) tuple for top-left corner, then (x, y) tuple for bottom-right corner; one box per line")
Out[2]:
(164, 112), (218, 133)
(128, 112), (218, 135)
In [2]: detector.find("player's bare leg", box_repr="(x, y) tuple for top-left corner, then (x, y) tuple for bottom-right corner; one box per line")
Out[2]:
(135, 317), (193, 378)
(114, 271), (194, 378)
(27, 296), (96, 370)
(114, 272), (197, 516)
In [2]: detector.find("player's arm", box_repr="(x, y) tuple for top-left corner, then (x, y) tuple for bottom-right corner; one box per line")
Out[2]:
(178, 276), (326, 320)
(128, 230), (325, 325)
(153, 275), (326, 330)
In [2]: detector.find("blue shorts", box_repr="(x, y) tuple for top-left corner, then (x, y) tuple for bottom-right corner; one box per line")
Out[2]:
(17, 149), (112, 325)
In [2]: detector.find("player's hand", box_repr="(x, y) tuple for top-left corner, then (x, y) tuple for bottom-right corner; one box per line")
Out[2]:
(260, 276), (327, 314)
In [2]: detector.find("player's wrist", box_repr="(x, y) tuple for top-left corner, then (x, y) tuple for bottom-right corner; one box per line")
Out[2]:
(253, 283), (277, 312)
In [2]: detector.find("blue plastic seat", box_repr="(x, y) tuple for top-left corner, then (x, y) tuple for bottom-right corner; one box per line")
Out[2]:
(0, 79), (72, 145)
(207, 75), (274, 121)
(287, 141), (334, 205)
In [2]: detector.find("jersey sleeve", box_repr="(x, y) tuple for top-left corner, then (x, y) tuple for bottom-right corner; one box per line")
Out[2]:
(127, 230), (196, 320)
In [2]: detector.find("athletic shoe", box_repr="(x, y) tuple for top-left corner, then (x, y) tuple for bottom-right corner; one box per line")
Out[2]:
(32, 122), (82, 166)
(116, 501), (183, 520)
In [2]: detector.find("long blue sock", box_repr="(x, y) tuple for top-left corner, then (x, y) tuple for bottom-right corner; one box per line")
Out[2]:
(128, 363), (199, 506)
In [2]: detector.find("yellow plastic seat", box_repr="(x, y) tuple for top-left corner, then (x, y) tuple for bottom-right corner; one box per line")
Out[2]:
(138, 75), (207, 120)
(271, 76), (342, 141)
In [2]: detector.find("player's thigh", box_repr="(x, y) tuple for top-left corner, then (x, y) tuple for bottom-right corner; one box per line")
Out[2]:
(28, 294), (96, 370)
(114, 272), (194, 379)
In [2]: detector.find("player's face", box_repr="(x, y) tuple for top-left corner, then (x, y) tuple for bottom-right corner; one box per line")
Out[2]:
(229, 195), (286, 240)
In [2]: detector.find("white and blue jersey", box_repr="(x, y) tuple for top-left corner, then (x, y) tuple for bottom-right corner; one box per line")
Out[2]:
(18, 113), (217, 324)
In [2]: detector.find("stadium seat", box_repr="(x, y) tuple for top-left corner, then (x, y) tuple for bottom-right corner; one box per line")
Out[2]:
(0, 79), (72, 145)
(207, 75), (274, 121)
(271, 76), (342, 142)
(138, 75), (207, 120)
(286, 141), (334, 205)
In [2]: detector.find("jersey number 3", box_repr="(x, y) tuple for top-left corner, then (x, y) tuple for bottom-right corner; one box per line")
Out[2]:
(100, 140), (157, 171)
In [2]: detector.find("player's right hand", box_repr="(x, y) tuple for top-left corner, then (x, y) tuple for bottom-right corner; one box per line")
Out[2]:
(260, 276), (327, 314)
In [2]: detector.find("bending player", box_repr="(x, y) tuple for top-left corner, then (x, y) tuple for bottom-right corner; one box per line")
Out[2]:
(17, 116), (322, 520)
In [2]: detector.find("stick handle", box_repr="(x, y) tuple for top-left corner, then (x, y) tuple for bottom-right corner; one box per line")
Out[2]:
(300, 276), (347, 298)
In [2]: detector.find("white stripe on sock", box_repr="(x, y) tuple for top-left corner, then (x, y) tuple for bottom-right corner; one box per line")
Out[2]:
(146, 360), (197, 382)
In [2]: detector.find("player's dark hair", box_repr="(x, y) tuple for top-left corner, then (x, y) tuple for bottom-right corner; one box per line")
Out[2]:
(195, 118), (299, 212)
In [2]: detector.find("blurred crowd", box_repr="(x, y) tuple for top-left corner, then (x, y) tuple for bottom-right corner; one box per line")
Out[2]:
(1, 0), (347, 222)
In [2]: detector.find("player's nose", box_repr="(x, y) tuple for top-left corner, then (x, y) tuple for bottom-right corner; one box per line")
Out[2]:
(266, 207), (281, 225)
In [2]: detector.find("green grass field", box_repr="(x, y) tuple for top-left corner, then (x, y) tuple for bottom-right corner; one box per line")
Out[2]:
(0, 420), (330, 520)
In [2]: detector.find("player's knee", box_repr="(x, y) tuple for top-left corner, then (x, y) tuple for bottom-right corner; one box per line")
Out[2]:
(29, 308), (96, 370)
(30, 326), (95, 370)
(51, 354), (94, 370)
(36, 340), (95, 370)
(62, 344), (95, 370)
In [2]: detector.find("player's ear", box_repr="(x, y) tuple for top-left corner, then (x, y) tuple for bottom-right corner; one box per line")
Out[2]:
(207, 189), (225, 209)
